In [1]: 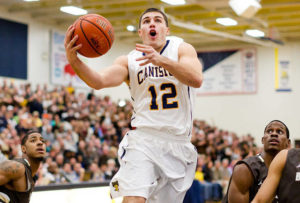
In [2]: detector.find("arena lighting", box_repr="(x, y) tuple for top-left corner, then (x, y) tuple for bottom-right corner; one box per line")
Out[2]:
(229, 0), (261, 18)
(118, 100), (126, 107)
(127, 25), (136, 32)
(161, 0), (186, 6)
(60, 6), (88, 15)
(245, 29), (265, 37)
(216, 17), (238, 26)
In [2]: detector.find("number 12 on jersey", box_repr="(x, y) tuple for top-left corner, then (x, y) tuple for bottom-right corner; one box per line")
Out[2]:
(148, 83), (178, 110)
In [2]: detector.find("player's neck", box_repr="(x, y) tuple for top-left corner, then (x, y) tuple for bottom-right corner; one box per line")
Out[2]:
(23, 155), (41, 176)
(261, 150), (278, 168)
(147, 40), (167, 53)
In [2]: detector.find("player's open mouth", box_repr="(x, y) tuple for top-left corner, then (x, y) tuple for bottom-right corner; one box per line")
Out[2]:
(37, 148), (45, 153)
(150, 30), (156, 37)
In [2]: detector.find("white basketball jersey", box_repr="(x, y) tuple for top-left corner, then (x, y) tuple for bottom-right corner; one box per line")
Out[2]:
(127, 36), (195, 138)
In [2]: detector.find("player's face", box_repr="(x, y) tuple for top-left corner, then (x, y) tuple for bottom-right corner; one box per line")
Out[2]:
(138, 12), (169, 50)
(262, 121), (290, 153)
(22, 133), (46, 160)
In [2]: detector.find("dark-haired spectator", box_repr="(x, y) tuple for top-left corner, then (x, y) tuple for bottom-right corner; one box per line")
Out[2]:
(88, 162), (104, 182)
(98, 144), (110, 167)
(238, 141), (250, 159)
(27, 94), (43, 117)
(74, 163), (85, 182)
(55, 153), (64, 169)
(61, 163), (76, 183)
(0, 109), (8, 132)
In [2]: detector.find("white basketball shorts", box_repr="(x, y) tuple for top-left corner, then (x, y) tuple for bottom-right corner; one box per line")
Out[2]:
(110, 128), (197, 203)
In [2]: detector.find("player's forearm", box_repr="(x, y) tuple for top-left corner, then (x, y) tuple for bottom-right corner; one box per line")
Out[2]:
(70, 58), (104, 90)
(252, 198), (261, 203)
(252, 182), (277, 203)
(252, 196), (271, 203)
(160, 57), (202, 88)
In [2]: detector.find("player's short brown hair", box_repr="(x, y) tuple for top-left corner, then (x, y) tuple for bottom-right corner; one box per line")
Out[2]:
(139, 8), (169, 28)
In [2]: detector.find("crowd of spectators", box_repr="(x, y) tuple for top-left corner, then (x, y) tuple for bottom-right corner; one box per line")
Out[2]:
(0, 80), (259, 197)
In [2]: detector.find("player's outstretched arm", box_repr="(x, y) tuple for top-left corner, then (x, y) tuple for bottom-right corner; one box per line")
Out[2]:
(64, 25), (128, 90)
(252, 149), (288, 203)
(0, 160), (25, 185)
(135, 42), (202, 88)
(227, 164), (254, 203)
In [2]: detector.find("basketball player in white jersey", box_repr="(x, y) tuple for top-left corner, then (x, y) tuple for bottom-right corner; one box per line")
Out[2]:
(64, 8), (203, 203)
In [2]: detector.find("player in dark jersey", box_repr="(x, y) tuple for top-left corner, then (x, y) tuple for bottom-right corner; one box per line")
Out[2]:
(223, 120), (290, 203)
(253, 148), (300, 203)
(0, 130), (46, 203)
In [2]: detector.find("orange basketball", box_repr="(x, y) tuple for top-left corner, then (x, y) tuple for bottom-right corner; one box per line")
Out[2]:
(73, 14), (114, 58)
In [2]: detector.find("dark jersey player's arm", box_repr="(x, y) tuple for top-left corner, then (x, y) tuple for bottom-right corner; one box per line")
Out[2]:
(227, 164), (254, 203)
(252, 150), (288, 203)
(0, 160), (25, 185)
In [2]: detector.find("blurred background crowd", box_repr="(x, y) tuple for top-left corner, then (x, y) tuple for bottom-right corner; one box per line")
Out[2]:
(0, 80), (259, 200)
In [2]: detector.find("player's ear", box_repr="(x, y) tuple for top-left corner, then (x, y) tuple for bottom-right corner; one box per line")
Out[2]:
(21, 145), (26, 154)
(261, 136), (265, 144)
(287, 139), (291, 148)
(138, 29), (142, 37)
(166, 27), (170, 36)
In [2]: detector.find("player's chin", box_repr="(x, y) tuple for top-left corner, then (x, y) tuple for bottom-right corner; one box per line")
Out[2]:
(33, 153), (46, 160)
(266, 146), (281, 153)
(34, 156), (45, 162)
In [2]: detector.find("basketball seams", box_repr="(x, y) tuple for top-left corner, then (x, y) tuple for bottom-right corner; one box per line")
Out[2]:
(82, 18), (112, 48)
(79, 20), (103, 56)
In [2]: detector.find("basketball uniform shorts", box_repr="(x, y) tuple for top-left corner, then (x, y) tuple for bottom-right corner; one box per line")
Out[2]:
(110, 128), (197, 203)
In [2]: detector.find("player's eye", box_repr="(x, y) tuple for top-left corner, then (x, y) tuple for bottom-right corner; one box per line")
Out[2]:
(267, 129), (273, 134)
(277, 130), (283, 134)
(143, 19), (150, 24)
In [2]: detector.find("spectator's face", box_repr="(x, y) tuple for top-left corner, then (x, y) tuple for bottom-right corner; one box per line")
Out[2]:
(262, 121), (290, 153)
(5, 111), (13, 119)
(215, 161), (221, 168)
(238, 143), (249, 158)
(90, 163), (98, 172)
(197, 157), (205, 167)
(74, 163), (82, 172)
(77, 155), (83, 162)
(107, 159), (115, 169)
(103, 145), (109, 155)
(46, 157), (52, 165)
(79, 140), (85, 149)
(207, 133), (214, 141)
(94, 139), (101, 148)
(46, 126), (52, 133)
(63, 163), (72, 173)
(70, 157), (77, 165)
(222, 159), (229, 168)
(48, 162), (58, 174)
(100, 164), (107, 172)
(207, 161), (213, 168)
(56, 154), (64, 165)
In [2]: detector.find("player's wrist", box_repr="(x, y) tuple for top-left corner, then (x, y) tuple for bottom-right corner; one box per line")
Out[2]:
(159, 56), (175, 70)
